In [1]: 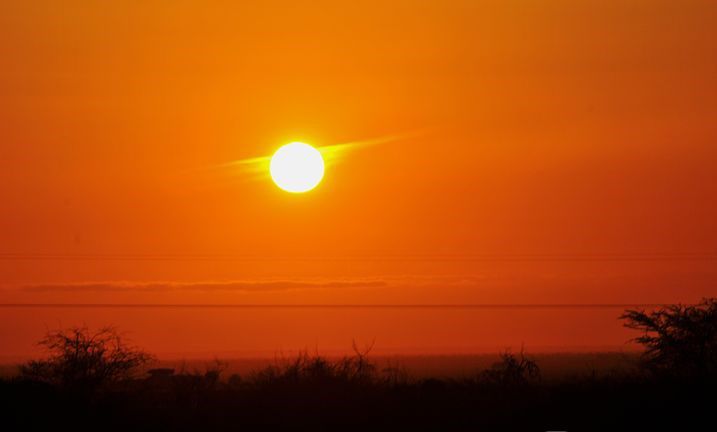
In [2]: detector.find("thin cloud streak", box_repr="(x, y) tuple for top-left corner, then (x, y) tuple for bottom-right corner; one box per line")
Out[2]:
(22, 279), (388, 293)
(206, 130), (425, 176)
(318, 130), (425, 164)
(18, 275), (489, 294)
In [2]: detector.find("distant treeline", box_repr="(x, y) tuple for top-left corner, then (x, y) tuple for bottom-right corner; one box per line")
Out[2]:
(2, 299), (715, 431)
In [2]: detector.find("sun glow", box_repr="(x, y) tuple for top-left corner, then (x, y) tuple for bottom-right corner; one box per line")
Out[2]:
(269, 142), (325, 193)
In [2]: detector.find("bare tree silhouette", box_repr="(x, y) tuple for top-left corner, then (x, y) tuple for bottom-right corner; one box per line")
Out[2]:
(20, 325), (152, 392)
(621, 298), (717, 378)
(479, 348), (541, 386)
(346, 339), (376, 383)
(248, 341), (383, 387)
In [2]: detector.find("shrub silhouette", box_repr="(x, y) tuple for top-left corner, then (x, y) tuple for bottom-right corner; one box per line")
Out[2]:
(479, 348), (541, 386)
(4, 318), (713, 431)
(249, 341), (378, 387)
(20, 325), (152, 392)
(621, 298), (717, 378)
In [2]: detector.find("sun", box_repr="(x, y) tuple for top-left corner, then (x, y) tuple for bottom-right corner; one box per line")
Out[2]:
(269, 142), (325, 193)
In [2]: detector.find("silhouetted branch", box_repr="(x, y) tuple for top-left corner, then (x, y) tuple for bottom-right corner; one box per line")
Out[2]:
(621, 298), (717, 378)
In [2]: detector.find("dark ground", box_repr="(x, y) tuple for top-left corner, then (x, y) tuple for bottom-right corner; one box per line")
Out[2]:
(1, 356), (712, 431)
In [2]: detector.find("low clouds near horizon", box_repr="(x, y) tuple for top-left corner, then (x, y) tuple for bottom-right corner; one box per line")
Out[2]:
(21, 279), (390, 293)
(18, 276), (489, 294)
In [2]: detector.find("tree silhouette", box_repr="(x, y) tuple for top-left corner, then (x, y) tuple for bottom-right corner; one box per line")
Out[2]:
(20, 325), (152, 391)
(621, 298), (717, 378)
(479, 348), (540, 386)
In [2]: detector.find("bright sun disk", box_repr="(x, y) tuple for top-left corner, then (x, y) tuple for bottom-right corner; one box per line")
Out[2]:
(269, 142), (325, 193)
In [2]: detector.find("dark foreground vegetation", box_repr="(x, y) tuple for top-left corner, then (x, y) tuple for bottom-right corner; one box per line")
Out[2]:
(2, 299), (716, 431)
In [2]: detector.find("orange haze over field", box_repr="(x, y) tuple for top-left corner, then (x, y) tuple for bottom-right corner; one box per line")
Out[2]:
(1, 1), (716, 358)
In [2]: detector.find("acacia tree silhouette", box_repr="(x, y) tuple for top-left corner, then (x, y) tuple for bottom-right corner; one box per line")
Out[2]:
(621, 298), (717, 378)
(20, 326), (152, 392)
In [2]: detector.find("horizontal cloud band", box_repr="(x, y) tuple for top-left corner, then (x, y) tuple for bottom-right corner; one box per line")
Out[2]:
(22, 280), (388, 293)
(19, 276), (488, 293)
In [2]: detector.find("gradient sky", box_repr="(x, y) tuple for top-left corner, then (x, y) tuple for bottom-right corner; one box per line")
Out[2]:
(1, 1), (716, 356)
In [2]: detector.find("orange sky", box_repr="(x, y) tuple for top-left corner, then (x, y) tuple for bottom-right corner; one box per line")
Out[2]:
(1, 1), (716, 357)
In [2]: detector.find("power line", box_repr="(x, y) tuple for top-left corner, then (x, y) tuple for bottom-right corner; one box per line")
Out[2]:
(0, 303), (673, 309)
(0, 253), (715, 262)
